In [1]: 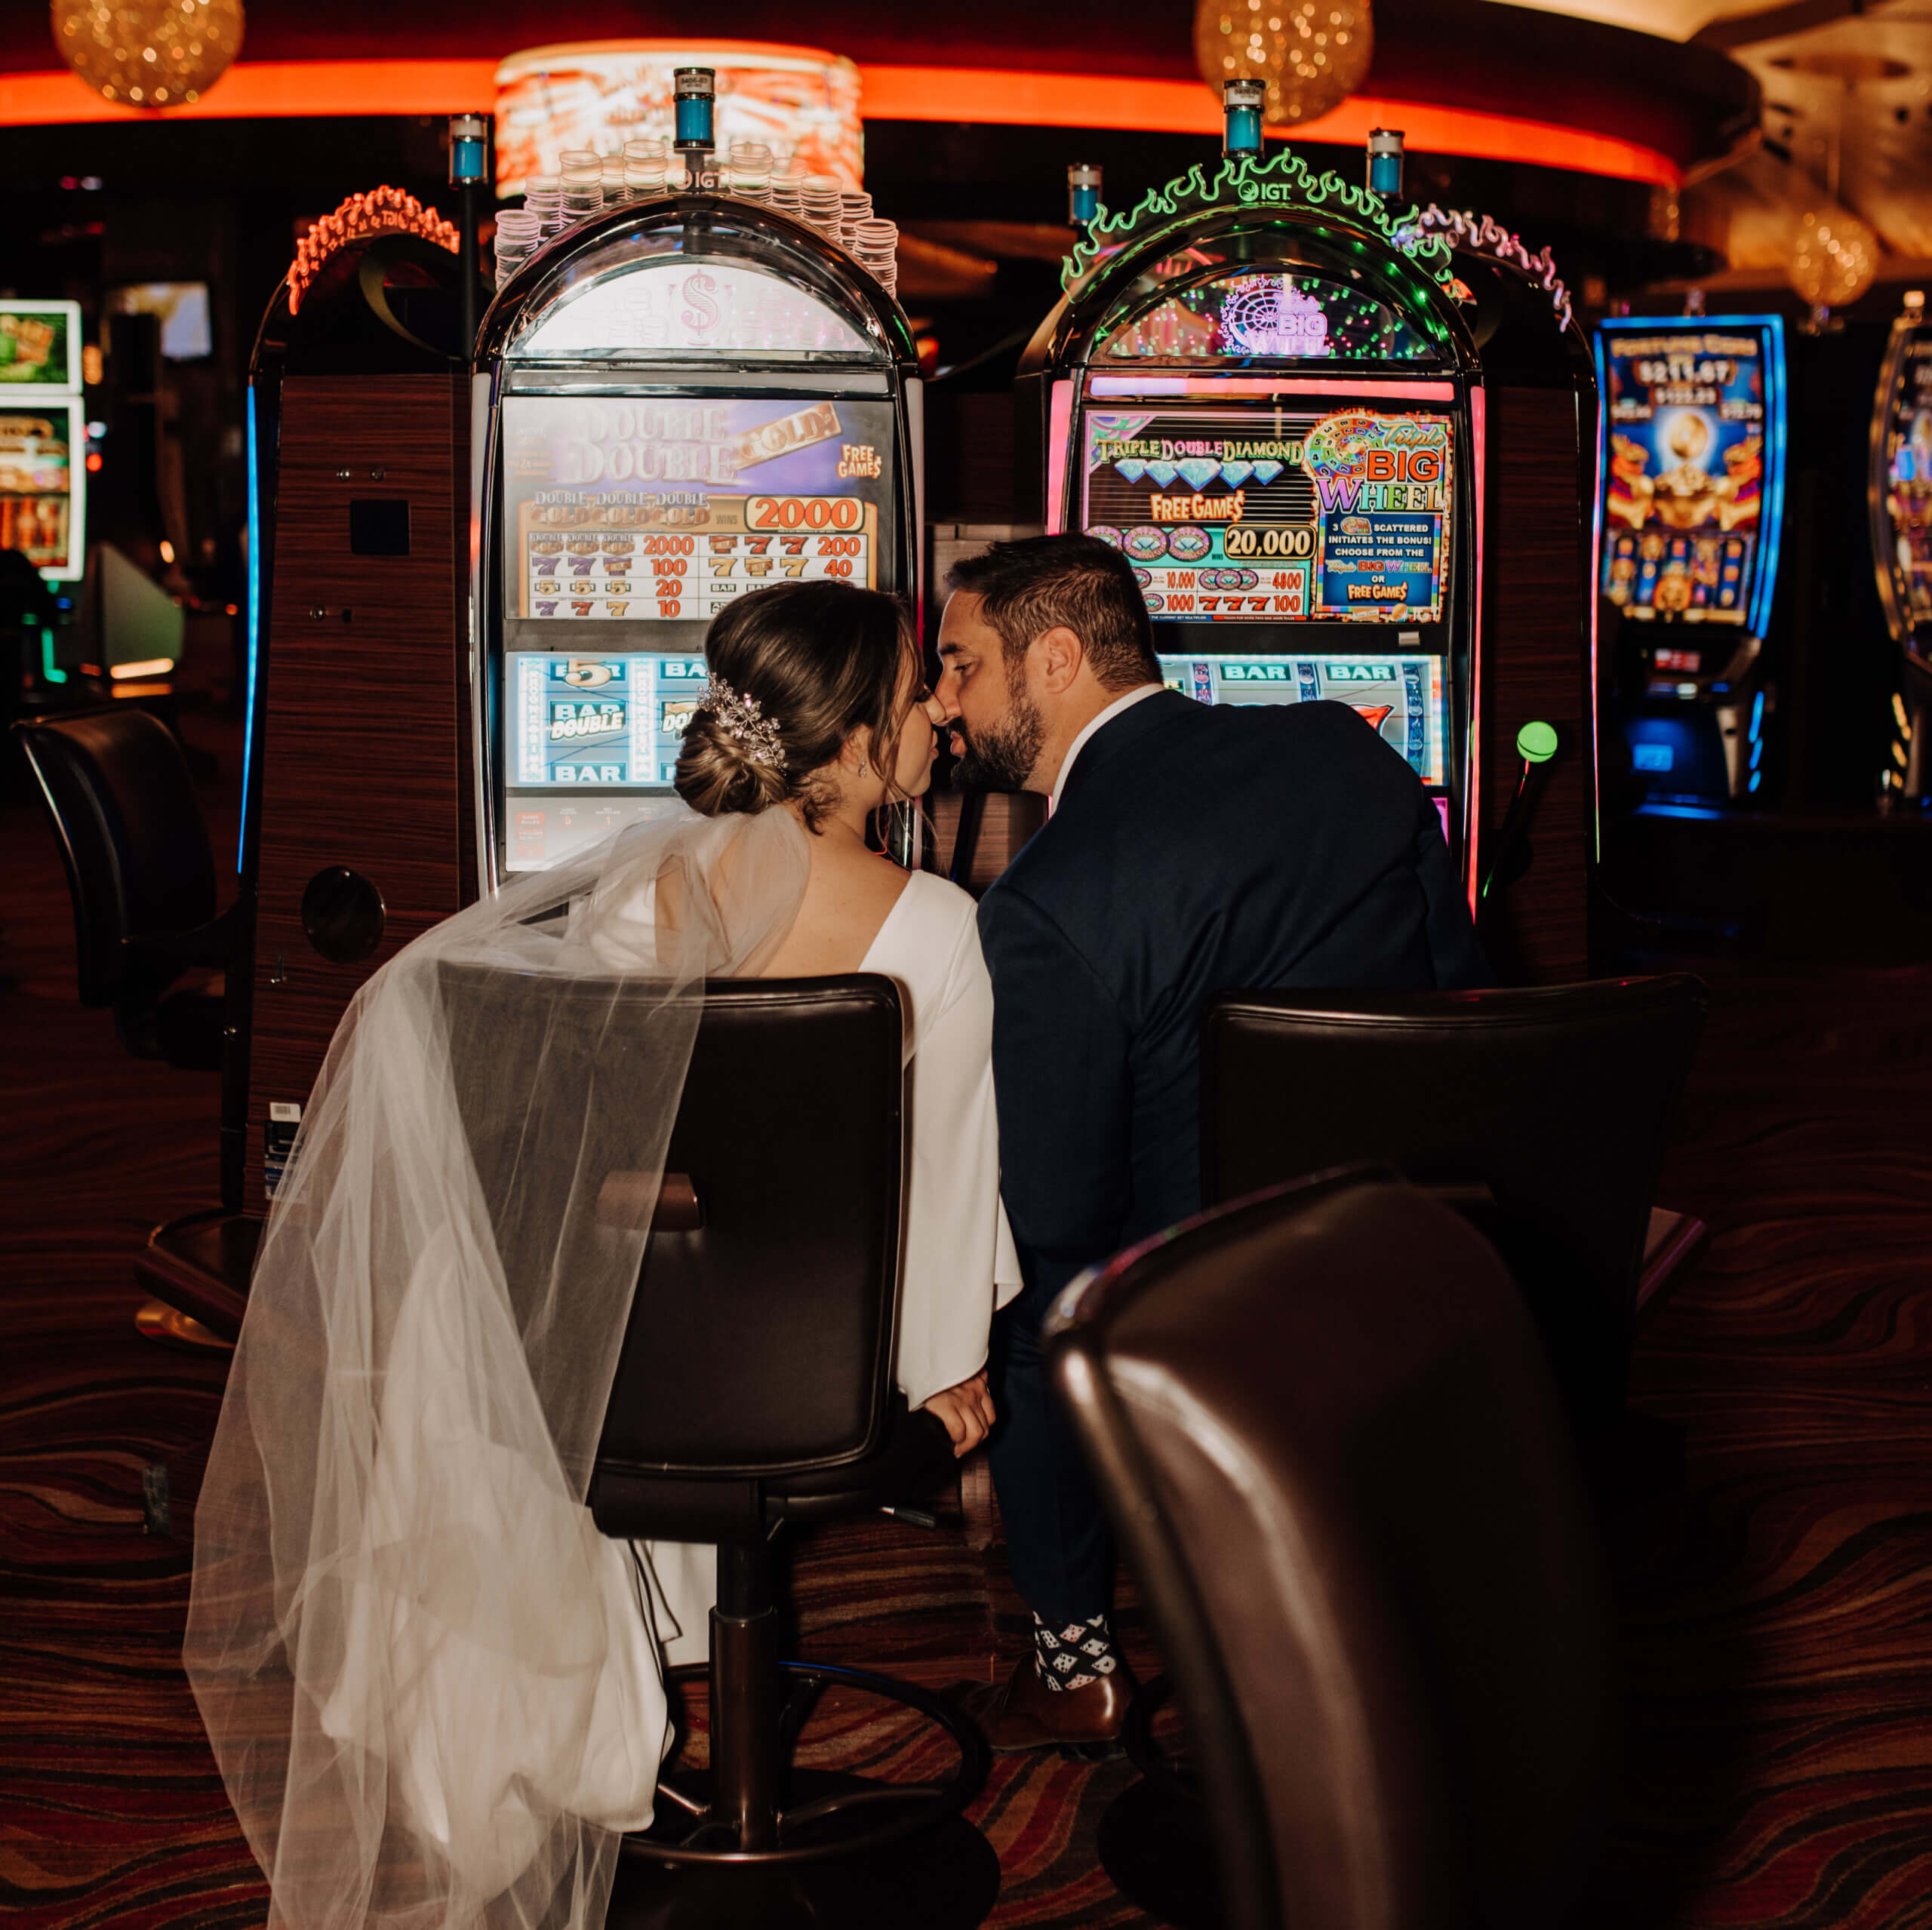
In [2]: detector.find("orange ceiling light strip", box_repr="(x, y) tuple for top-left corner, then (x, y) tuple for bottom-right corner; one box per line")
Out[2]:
(860, 66), (1682, 187)
(0, 58), (1681, 187)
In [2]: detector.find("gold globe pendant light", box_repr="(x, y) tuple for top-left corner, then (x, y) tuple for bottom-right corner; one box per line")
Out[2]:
(1194, 0), (1374, 129)
(1789, 205), (1878, 327)
(51, 0), (245, 110)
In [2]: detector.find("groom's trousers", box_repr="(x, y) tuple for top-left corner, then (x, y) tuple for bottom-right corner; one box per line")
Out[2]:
(986, 1266), (1112, 1625)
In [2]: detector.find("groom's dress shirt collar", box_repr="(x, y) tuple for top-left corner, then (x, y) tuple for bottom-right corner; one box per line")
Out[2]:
(1049, 683), (1165, 813)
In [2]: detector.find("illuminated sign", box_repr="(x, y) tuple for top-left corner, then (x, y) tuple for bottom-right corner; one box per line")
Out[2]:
(0, 301), (81, 392)
(1595, 315), (1788, 637)
(494, 42), (863, 198)
(0, 396), (84, 579)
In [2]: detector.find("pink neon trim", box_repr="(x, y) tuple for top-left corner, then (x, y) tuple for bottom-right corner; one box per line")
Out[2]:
(1468, 386), (1486, 919)
(1087, 376), (1459, 401)
(1046, 381), (1074, 534)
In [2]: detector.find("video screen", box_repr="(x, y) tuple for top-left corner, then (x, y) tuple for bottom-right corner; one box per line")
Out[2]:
(1876, 319), (1932, 639)
(1596, 318), (1784, 629)
(503, 651), (711, 871)
(1083, 404), (1454, 625)
(1158, 651), (1445, 787)
(0, 302), (81, 392)
(109, 283), (213, 361)
(500, 395), (895, 625)
(0, 398), (84, 580)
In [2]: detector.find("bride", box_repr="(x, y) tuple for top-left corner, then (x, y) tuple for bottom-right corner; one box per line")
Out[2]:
(186, 581), (1020, 1930)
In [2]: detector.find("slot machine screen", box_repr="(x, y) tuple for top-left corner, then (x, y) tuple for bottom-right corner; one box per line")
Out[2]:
(1595, 317), (1786, 638)
(1874, 316), (1932, 651)
(497, 392), (897, 870)
(1081, 399), (1455, 801)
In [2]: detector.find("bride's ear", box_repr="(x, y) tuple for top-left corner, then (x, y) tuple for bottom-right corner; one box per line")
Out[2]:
(838, 721), (875, 778)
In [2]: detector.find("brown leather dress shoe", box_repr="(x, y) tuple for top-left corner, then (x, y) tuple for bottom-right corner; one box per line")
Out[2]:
(978, 1653), (1135, 1754)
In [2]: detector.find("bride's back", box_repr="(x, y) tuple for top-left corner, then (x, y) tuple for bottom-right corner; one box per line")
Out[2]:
(670, 579), (943, 980)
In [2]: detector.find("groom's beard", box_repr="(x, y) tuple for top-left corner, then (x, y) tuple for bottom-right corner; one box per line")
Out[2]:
(951, 684), (1047, 794)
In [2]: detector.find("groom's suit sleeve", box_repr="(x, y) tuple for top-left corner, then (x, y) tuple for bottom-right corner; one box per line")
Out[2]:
(976, 881), (1134, 1304)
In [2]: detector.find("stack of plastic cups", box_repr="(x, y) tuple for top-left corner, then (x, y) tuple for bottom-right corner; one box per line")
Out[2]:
(559, 151), (605, 226)
(525, 176), (566, 241)
(838, 191), (873, 247)
(623, 138), (670, 198)
(851, 218), (900, 297)
(727, 141), (774, 202)
(493, 209), (542, 288)
(768, 155), (808, 220)
(799, 176), (845, 243)
(601, 155), (629, 206)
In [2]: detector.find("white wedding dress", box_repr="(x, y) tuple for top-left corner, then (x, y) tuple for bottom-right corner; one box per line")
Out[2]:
(626, 868), (1023, 1667)
(185, 810), (1019, 1930)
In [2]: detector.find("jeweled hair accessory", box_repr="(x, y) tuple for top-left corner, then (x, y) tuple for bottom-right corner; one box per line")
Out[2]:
(702, 675), (786, 771)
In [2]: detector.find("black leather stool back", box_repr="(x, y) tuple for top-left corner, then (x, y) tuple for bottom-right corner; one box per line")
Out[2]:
(438, 966), (906, 1491)
(1202, 977), (1706, 1427)
(1049, 1172), (1613, 1930)
(15, 705), (216, 1006)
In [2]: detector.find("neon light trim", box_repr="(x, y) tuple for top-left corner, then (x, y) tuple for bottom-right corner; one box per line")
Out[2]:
(240, 382), (260, 873)
(289, 188), (458, 315)
(1089, 376), (1458, 400)
(1751, 315), (1788, 641)
(1046, 381), (1074, 535)
(39, 631), (65, 684)
(1468, 383), (1485, 917)
(1063, 149), (1456, 294)
(0, 63), (1683, 189)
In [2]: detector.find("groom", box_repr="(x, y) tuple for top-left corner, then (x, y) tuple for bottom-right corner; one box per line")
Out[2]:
(937, 533), (1488, 1750)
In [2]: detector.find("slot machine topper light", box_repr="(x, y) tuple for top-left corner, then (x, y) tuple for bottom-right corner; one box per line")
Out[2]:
(471, 71), (924, 886)
(1017, 92), (1484, 893)
(1595, 312), (1788, 805)
(1869, 288), (1932, 798)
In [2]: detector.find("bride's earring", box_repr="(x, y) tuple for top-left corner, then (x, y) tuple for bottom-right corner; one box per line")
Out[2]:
(857, 761), (869, 777)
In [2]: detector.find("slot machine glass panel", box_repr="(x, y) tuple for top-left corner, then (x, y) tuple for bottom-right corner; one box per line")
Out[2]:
(1025, 207), (1480, 869)
(474, 202), (921, 884)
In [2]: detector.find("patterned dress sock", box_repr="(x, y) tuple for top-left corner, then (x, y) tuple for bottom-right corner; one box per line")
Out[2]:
(1031, 1609), (1120, 1692)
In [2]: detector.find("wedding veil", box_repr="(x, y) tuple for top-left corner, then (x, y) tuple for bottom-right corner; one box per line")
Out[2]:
(185, 805), (812, 1930)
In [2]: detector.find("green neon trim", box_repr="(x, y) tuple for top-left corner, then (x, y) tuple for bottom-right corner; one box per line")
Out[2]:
(39, 628), (65, 684)
(1060, 149), (1457, 293)
(1517, 720), (1559, 764)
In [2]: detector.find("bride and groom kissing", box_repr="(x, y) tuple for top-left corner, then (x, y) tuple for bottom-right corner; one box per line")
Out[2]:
(186, 530), (1485, 1924)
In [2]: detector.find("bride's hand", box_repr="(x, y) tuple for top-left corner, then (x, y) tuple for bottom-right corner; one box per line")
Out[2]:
(921, 1369), (996, 1457)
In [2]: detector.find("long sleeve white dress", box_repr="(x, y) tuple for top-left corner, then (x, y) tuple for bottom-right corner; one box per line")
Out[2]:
(645, 868), (1023, 1665)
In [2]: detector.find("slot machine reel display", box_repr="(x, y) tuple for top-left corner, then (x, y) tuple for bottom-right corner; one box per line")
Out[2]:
(1595, 315), (1788, 804)
(1869, 290), (1932, 798)
(1018, 148), (1481, 874)
(475, 195), (920, 880)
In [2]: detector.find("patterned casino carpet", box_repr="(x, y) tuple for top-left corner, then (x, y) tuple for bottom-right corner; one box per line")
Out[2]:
(4, 711), (1932, 1927)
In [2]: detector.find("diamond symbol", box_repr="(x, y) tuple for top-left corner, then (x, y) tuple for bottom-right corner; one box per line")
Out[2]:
(1177, 456), (1220, 490)
(1251, 460), (1284, 486)
(1115, 458), (1146, 483)
(1145, 461), (1178, 487)
(1220, 460), (1254, 488)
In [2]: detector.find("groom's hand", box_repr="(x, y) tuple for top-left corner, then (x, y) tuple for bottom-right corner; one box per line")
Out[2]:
(921, 1370), (996, 1457)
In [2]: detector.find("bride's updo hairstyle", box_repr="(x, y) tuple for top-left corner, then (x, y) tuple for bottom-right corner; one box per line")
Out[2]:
(676, 580), (918, 828)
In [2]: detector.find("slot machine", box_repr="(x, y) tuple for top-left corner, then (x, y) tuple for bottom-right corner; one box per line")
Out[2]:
(1595, 313), (1788, 806)
(472, 199), (921, 884)
(238, 196), (475, 1208)
(1015, 141), (1487, 911)
(1869, 288), (1932, 799)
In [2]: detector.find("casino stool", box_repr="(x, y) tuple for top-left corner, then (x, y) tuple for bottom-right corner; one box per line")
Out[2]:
(1052, 1169), (1614, 1930)
(12, 705), (242, 1070)
(437, 965), (999, 1930)
(1200, 975), (1709, 1444)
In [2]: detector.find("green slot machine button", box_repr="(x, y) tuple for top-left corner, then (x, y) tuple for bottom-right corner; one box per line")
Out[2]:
(1517, 721), (1559, 764)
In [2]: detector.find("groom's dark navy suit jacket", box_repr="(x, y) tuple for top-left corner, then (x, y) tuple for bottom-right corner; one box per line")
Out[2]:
(977, 688), (1488, 1313)
(977, 690), (1488, 1622)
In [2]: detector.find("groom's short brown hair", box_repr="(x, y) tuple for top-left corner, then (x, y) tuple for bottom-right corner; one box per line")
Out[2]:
(946, 533), (1161, 693)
